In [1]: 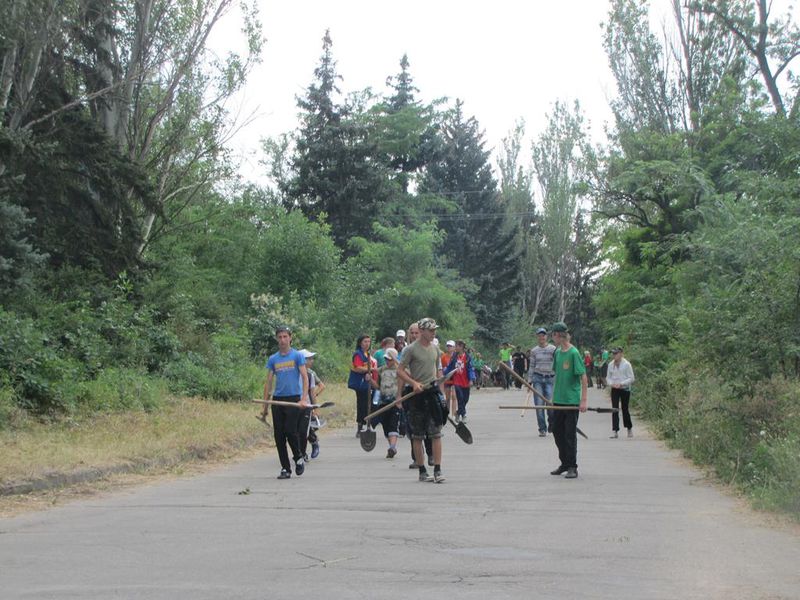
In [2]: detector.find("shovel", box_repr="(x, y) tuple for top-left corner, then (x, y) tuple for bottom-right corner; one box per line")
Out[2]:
(252, 400), (335, 409)
(499, 405), (618, 413)
(360, 395), (378, 452)
(448, 416), (473, 444)
(498, 362), (588, 440)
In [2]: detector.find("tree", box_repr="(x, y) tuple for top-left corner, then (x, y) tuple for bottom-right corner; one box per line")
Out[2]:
(532, 100), (595, 321)
(421, 100), (519, 342)
(694, 0), (800, 118)
(0, 0), (263, 260)
(284, 30), (393, 250)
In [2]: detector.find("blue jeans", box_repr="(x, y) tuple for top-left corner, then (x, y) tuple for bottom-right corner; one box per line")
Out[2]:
(531, 373), (554, 433)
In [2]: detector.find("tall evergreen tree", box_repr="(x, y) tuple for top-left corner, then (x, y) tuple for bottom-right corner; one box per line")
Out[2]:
(421, 101), (519, 342)
(285, 30), (392, 249)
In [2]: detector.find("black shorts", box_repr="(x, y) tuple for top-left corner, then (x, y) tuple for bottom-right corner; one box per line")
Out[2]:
(407, 390), (443, 440)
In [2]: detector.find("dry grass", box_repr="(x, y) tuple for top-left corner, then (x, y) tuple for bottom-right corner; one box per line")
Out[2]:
(0, 383), (355, 515)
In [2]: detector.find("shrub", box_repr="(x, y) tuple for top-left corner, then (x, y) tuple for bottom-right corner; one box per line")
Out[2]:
(64, 368), (168, 414)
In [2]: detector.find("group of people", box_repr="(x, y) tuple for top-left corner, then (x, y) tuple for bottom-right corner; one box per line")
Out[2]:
(525, 324), (637, 477)
(260, 319), (635, 483)
(348, 319), (478, 483)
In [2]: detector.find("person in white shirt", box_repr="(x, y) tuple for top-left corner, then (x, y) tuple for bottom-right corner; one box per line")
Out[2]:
(607, 347), (635, 438)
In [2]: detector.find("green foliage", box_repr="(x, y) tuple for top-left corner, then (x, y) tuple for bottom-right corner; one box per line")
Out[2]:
(348, 223), (477, 341)
(163, 329), (263, 401)
(64, 369), (167, 415)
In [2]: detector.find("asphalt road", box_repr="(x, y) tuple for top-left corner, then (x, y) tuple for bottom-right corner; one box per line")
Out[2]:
(1, 386), (799, 600)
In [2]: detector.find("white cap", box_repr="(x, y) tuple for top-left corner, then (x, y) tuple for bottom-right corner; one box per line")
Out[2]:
(446, 340), (455, 347)
(300, 349), (316, 358)
(396, 329), (406, 337)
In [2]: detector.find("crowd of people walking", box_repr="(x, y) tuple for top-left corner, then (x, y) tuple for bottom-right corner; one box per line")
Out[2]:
(259, 320), (635, 483)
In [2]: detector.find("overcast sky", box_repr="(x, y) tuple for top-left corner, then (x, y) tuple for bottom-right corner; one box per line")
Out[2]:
(212, 0), (619, 183)
(211, 0), (795, 184)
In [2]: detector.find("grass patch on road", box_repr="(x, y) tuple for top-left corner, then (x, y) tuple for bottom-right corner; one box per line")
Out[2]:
(0, 383), (355, 513)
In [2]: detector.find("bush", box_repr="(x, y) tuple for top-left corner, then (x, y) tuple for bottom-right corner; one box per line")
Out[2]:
(163, 329), (263, 401)
(0, 307), (82, 414)
(63, 368), (168, 414)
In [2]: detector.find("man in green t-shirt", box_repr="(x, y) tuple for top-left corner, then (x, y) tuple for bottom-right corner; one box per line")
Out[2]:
(549, 321), (587, 479)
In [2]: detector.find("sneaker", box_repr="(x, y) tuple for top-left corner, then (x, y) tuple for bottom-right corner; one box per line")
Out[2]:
(433, 471), (446, 483)
(461, 415), (468, 424)
(409, 462), (418, 469)
(277, 469), (291, 479)
(610, 431), (618, 439)
(295, 458), (305, 476)
(303, 453), (309, 462)
(419, 470), (434, 482)
(627, 429), (633, 438)
(565, 467), (578, 479)
(311, 442), (320, 459)
(539, 431), (547, 437)
(356, 428), (361, 438)
(550, 465), (569, 476)
(386, 447), (397, 459)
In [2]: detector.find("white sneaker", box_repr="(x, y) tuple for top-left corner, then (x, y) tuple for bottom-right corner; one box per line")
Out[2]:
(627, 429), (633, 438)
(610, 431), (618, 439)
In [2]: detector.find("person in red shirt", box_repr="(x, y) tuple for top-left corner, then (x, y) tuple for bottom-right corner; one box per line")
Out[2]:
(443, 340), (476, 423)
(583, 350), (594, 388)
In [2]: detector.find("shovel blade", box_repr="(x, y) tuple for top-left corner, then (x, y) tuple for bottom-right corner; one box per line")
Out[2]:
(360, 428), (377, 452)
(448, 418), (473, 444)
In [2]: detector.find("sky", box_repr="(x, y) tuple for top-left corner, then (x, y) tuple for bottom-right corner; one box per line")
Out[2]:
(210, 0), (796, 185)
(211, 0), (619, 184)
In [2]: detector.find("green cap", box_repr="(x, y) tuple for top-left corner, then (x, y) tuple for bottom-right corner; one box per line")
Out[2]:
(550, 322), (568, 333)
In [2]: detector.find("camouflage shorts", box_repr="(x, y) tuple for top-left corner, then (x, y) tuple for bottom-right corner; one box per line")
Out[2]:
(407, 392), (443, 439)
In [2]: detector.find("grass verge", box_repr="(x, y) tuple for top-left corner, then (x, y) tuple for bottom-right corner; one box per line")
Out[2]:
(0, 383), (355, 515)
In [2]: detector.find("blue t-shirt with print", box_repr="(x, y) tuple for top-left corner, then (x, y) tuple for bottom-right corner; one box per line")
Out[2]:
(267, 348), (306, 397)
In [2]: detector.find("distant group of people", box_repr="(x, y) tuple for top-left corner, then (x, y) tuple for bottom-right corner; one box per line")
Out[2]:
(259, 319), (635, 483)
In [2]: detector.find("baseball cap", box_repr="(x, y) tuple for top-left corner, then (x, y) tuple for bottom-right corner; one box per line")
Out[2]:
(446, 340), (455, 347)
(612, 347), (623, 354)
(418, 317), (438, 330)
(300, 349), (316, 358)
(385, 348), (399, 361)
(536, 327), (547, 335)
(550, 322), (568, 333)
(396, 329), (406, 337)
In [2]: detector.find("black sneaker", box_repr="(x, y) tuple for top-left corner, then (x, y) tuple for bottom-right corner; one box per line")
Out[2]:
(550, 465), (569, 475)
(565, 467), (578, 479)
(295, 459), (305, 476)
(277, 469), (291, 479)
(409, 462), (418, 469)
(311, 442), (320, 459)
(386, 447), (397, 459)
(419, 470), (433, 482)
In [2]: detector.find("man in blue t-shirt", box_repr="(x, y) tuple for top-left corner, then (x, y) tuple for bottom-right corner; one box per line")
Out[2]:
(261, 326), (309, 479)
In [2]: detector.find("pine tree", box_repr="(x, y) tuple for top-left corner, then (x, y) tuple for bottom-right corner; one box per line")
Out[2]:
(420, 101), (520, 342)
(285, 30), (392, 250)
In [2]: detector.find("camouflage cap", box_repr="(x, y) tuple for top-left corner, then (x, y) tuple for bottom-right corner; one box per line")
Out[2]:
(417, 317), (439, 331)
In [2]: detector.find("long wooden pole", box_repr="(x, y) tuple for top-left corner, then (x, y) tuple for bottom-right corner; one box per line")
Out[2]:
(498, 361), (589, 440)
